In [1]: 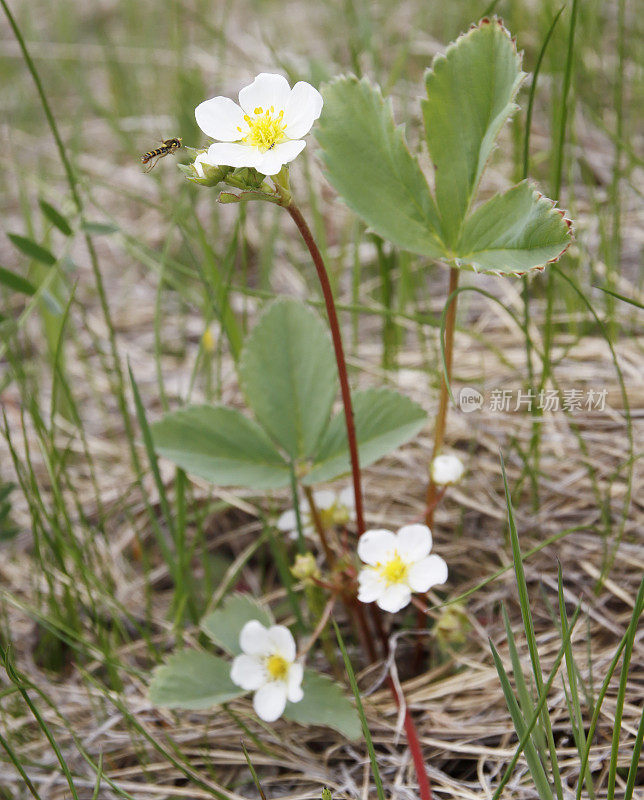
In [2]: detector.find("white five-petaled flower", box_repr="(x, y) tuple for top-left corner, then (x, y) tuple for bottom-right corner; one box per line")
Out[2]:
(230, 620), (304, 722)
(431, 454), (465, 486)
(357, 524), (448, 613)
(277, 487), (355, 540)
(194, 73), (323, 176)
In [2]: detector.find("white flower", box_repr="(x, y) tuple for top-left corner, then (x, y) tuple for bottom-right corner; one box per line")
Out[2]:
(230, 620), (304, 722)
(194, 73), (323, 176)
(430, 454), (465, 486)
(357, 524), (448, 613)
(277, 487), (354, 539)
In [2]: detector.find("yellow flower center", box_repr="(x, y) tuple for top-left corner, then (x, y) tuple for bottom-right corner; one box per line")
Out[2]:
(266, 654), (289, 681)
(378, 553), (408, 585)
(238, 105), (287, 152)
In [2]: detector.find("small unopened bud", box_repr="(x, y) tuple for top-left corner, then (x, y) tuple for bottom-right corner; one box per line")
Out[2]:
(291, 552), (320, 582)
(321, 790), (333, 800)
(431, 453), (465, 486)
(202, 327), (215, 353)
(186, 155), (232, 187)
(436, 602), (470, 647)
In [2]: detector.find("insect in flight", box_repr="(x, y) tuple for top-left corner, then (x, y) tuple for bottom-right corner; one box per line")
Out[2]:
(140, 137), (182, 172)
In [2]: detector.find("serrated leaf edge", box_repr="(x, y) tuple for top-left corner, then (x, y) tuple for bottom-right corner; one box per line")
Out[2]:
(455, 182), (574, 277)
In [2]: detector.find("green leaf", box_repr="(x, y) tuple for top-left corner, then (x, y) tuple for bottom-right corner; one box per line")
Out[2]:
(422, 18), (525, 246)
(239, 298), (337, 460)
(39, 199), (73, 236)
(81, 221), (119, 236)
(304, 387), (427, 484)
(149, 649), (243, 710)
(200, 594), (274, 655)
(0, 266), (36, 296)
(283, 670), (361, 740)
(316, 76), (444, 258)
(151, 405), (291, 489)
(455, 181), (572, 274)
(7, 234), (56, 266)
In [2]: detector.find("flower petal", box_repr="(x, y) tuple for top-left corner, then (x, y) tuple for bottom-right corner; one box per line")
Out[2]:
(337, 486), (355, 509)
(286, 662), (304, 702)
(283, 81), (323, 138)
(407, 554), (448, 592)
(357, 529), (398, 566)
(253, 682), (288, 722)
(357, 568), (386, 603)
(312, 490), (336, 510)
(230, 654), (265, 690)
(205, 141), (263, 169)
(266, 625), (296, 661)
(396, 524), (432, 562)
(195, 96), (246, 141)
(254, 139), (306, 175)
(276, 509), (297, 533)
(377, 584), (412, 613)
(239, 73), (291, 116)
(239, 619), (271, 656)
(193, 153), (210, 178)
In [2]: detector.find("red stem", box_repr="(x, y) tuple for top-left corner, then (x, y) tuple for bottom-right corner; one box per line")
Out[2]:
(285, 202), (365, 536)
(387, 676), (433, 800)
(284, 200), (431, 800)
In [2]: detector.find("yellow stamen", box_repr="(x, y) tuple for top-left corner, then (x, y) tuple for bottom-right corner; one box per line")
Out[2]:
(241, 107), (287, 152)
(266, 654), (289, 681)
(378, 553), (408, 585)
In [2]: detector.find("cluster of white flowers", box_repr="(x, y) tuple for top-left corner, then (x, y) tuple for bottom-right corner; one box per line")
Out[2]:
(194, 73), (323, 177)
(357, 524), (448, 613)
(277, 487), (354, 540)
(230, 620), (303, 722)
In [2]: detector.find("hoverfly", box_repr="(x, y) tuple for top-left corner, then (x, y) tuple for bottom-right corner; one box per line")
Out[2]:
(140, 137), (182, 172)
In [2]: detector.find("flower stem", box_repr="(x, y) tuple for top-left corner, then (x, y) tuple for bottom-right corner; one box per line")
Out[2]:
(425, 266), (459, 527)
(303, 486), (337, 568)
(284, 197), (431, 800)
(285, 201), (366, 537)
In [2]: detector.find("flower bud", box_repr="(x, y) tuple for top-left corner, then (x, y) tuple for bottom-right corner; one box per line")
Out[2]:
(435, 602), (470, 647)
(431, 453), (465, 486)
(291, 552), (320, 582)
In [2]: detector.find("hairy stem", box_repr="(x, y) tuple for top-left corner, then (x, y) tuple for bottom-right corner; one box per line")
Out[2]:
(285, 202), (365, 536)
(425, 266), (459, 527)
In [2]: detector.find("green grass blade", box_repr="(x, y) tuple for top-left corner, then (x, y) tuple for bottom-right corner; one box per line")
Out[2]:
(333, 620), (385, 800)
(606, 577), (642, 800)
(501, 452), (564, 800)
(558, 564), (594, 798)
(490, 637), (553, 800)
(491, 602), (581, 800)
(240, 740), (268, 800)
(594, 285), (644, 310)
(522, 6), (565, 180)
(0, 723), (44, 799)
(502, 605), (548, 759)
(2, 648), (80, 800)
(576, 576), (644, 800)
(552, 265), (633, 583)
(624, 703), (644, 800)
